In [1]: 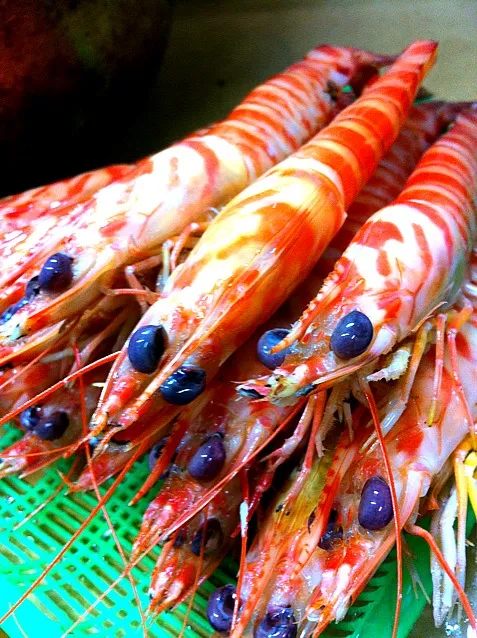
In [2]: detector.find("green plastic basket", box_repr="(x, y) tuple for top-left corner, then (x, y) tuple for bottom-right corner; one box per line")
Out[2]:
(0, 421), (471, 638)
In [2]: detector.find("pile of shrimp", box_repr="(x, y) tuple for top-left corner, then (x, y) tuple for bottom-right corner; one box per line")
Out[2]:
(1, 38), (477, 638)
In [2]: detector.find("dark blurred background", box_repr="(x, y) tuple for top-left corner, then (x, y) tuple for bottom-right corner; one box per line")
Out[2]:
(0, 0), (172, 195)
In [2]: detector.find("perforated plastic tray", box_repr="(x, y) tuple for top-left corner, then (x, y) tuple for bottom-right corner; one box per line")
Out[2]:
(0, 422), (448, 638)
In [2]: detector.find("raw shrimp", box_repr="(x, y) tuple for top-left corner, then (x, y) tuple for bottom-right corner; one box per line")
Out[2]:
(0, 43), (391, 366)
(148, 476), (242, 615)
(73, 98), (459, 493)
(86, 41), (436, 451)
(0, 367), (103, 477)
(224, 436), (337, 638)
(242, 106), (477, 404)
(0, 297), (139, 475)
(229, 251), (477, 638)
(124, 103), (469, 613)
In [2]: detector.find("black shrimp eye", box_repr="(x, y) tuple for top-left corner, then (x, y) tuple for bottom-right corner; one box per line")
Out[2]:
(254, 606), (298, 638)
(206, 584), (236, 633)
(318, 508), (343, 551)
(190, 518), (224, 556)
(34, 411), (69, 441)
(257, 328), (291, 370)
(187, 434), (226, 482)
(128, 324), (166, 374)
(159, 366), (206, 406)
(19, 405), (42, 431)
(358, 476), (393, 531)
(25, 276), (41, 299)
(38, 252), (73, 293)
(330, 310), (374, 360)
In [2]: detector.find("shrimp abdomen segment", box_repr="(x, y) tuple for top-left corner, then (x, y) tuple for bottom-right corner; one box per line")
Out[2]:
(295, 40), (438, 208)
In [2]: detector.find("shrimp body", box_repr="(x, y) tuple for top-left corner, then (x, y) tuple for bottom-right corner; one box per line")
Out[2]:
(88, 41), (437, 444)
(0, 163), (133, 225)
(231, 292), (477, 637)
(319, 100), (471, 273)
(0, 44), (391, 365)
(305, 338), (477, 634)
(246, 107), (477, 403)
(147, 476), (242, 615)
(235, 246), (477, 637)
(73, 100), (458, 490)
(229, 444), (336, 638)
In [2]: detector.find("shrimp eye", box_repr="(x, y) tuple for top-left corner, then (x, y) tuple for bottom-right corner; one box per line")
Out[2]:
(159, 366), (206, 405)
(35, 411), (69, 441)
(318, 508), (343, 550)
(38, 252), (73, 293)
(330, 310), (373, 359)
(128, 324), (166, 374)
(190, 518), (224, 556)
(358, 476), (393, 530)
(255, 606), (298, 638)
(206, 584), (236, 633)
(187, 434), (226, 482)
(20, 405), (42, 431)
(25, 276), (41, 299)
(257, 328), (291, 369)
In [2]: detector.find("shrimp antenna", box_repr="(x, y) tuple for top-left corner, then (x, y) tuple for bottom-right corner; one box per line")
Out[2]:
(60, 511), (173, 636)
(14, 457), (80, 530)
(406, 522), (477, 629)
(359, 376), (403, 638)
(72, 344), (147, 636)
(232, 468), (250, 632)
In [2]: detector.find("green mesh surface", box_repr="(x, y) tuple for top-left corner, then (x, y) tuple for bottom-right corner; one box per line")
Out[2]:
(0, 422), (470, 638)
